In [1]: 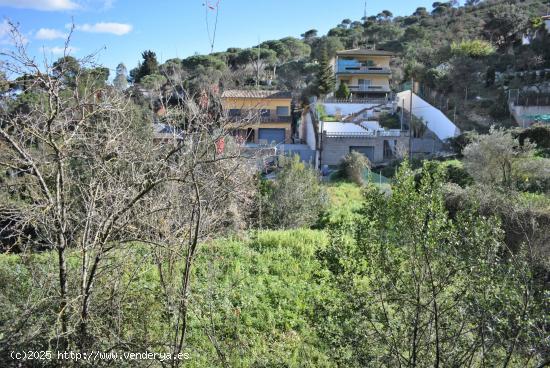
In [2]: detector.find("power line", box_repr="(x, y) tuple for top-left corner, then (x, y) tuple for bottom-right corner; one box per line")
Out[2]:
(204, 0), (221, 54)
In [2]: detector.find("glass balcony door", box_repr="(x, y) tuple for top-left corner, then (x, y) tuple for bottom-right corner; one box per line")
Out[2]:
(358, 79), (371, 91)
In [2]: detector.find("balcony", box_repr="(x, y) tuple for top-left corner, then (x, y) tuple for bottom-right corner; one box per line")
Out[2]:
(227, 109), (291, 123)
(348, 85), (391, 93)
(336, 60), (391, 75)
(324, 129), (406, 138)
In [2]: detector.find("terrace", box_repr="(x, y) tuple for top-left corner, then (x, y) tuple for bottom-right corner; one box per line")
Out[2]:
(347, 84), (391, 93)
(336, 59), (391, 75)
(227, 108), (292, 123)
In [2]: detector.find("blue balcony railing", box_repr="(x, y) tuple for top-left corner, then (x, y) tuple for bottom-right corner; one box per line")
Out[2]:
(336, 60), (390, 74)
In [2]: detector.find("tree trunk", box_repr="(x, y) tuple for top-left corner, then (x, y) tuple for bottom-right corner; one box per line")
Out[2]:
(57, 245), (69, 350)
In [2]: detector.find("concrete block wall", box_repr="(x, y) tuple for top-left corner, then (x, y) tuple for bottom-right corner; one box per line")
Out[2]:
(320, 133), (408, 166)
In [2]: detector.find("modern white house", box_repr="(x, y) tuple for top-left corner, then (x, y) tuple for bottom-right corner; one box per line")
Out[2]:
(396, 91), (460, 141)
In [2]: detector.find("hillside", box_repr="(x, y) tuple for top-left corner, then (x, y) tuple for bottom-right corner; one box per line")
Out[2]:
(126, 0), (550, 132)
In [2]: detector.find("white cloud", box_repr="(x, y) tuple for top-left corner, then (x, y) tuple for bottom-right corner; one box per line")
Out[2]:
(0, 0), (79, 11)
(42, 45), (78, 55)
(36, 28), (67, 40)
(0, 19), (9, 37)
(73, 22), (132, 35)
(0, 19), (28, 45)
(101, 0), (114, 9)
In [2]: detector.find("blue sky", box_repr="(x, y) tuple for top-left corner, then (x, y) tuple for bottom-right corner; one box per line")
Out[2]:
(0, 0), (434, 76)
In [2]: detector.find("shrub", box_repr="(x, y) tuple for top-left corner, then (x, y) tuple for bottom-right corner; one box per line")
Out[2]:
(448, 132), (474, 156)
(518, 124), (550, 151)
(378, 112), (401, 129)
(340, 151), (371, 185)
(334, 82), (350, 99)
(262, 155), (327, 229)
(451, 39), (495, 58)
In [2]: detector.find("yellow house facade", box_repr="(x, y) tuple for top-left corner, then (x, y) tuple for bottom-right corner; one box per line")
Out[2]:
(335, 49), (394, 98)
(221, 90), (292, 145)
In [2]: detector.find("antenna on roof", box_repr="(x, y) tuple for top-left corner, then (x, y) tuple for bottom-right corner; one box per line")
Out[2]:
(364, 0), (368, 49)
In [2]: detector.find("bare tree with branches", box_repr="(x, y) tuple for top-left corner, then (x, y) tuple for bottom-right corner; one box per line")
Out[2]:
(0, 22), (255, 365)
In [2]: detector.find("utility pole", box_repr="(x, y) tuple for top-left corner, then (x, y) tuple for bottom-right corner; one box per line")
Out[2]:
(401, 98), (405, 131)
(256, 37), (261, 88)
(409, 77), (413, 163)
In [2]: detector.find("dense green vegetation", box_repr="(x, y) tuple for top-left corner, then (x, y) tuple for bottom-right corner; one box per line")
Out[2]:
(2, 2), (550, 367)
(0, 230), (332, 367)
(1, 163), (548, 367)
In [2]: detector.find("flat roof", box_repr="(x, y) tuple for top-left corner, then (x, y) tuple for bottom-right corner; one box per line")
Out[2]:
(221, 89), (292, 99)
(322, 121), (372, 134)
(336, 48), (395, 57)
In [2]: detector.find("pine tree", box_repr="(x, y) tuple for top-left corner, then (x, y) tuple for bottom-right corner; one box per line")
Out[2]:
(131, 51), (159, 83)
(140, 50), (159, 77)
(335, 82), (350, 99)
(315, 47), (334, 97)
(113, 63), (128, 91)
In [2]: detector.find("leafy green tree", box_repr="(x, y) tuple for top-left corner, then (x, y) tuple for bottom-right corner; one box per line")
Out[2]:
(413, 7), (429, 17)
(140, 74), (167, 91)
(301, 29), (318, 40)
(463, 127), (541, 189)
(277, 60), (317, 90)
(279, 37), (311, 60)
(316, 162), (547, 367)
(310, 36), (344, 60)
(81, 67), (109, 89)
(483, 4), (529, 50)
(52, 56), (80, 87)
(234, 48), (277, 84)
(182, 54), (226, 71)
(131, 50), (159, 83)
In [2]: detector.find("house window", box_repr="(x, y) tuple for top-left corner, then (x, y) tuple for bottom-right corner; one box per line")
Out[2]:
(260, 109), (270, 117)
(229, 109), (241, 117)
(276, 106), (289, 116)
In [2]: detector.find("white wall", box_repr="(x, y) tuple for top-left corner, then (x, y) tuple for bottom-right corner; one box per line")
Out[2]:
(396, 91), (460, 140)
(303, 112), (317, 151)
(323, 103), (379, 116)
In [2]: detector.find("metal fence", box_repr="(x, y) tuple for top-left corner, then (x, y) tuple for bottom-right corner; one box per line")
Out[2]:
(319, 96), (392, 105)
